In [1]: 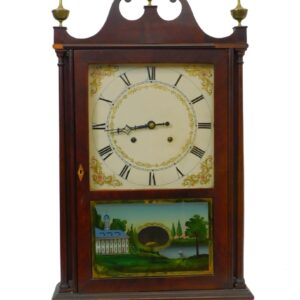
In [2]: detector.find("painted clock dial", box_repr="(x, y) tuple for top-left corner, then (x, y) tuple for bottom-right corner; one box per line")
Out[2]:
(89, 64), (214, 190)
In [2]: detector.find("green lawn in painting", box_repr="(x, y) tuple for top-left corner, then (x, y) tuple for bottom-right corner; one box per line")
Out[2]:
(94, 253), (209, 277)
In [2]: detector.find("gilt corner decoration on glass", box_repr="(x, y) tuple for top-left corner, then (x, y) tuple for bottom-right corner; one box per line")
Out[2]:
(52, 0), (253, 299)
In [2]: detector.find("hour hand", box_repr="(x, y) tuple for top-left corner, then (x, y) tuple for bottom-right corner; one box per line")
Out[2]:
(134, 120), (170, 130)
(146, 121), (170, 129)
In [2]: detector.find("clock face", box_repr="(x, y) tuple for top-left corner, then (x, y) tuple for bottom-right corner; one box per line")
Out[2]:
(89, 64), (214, 190)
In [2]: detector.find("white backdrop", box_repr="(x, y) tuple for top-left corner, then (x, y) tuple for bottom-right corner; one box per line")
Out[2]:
(0, 1), (299, 299)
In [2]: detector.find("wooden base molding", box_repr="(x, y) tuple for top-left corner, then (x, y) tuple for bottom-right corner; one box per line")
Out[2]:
(53, 284), (254, 300)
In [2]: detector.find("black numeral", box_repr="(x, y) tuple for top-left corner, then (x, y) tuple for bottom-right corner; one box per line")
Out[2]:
(149, 171), (156, 186)
(98, 145), (113, 161)
(198, 123), (212, 129)
(119, 164), (131, 180)
(190, 146), (205, 159)
(99, 97), (112, 103)
(174, 74), (183, 87)
(191, 95), (204, 104)
(147, 66), (156, 81)
(93, 123), (106, 130)
(175, 167), (184, 178)
(120, 73), (131, 87)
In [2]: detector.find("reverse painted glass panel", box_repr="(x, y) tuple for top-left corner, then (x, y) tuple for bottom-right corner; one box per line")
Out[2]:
(91, 199), (213, 278)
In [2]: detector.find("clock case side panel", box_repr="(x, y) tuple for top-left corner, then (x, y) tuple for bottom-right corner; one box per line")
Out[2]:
(55, 49), (78, 293)
(224, 48), (249, 291)
(231, 48), (248, 289)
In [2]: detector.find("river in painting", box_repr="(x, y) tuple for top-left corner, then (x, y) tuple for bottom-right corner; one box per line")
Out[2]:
(160, 245), (208, 259)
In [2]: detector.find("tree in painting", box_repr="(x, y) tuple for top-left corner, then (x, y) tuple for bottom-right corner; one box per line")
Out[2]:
(110, 218), (127, 231)
(92, 207), (104, 229)
(176, 220), (183, 238)
(171, 223), (176, 238)
(185, 215), (208, 256)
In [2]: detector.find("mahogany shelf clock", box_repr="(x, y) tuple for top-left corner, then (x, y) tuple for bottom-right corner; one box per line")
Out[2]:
(52, 0), (253, 299)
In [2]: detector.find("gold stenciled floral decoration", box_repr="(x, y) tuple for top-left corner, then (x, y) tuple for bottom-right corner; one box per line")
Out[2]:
(183, 155), (213, 187)
(91, 157), (122, 187)
(89, 65), (119, 95)
(184, 65), (214, 95)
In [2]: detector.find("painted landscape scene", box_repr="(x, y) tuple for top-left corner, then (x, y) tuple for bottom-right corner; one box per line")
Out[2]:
(92, 199), (213, 278)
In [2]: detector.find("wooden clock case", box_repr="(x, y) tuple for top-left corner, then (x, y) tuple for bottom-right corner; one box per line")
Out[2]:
(52, 0), (253, 299)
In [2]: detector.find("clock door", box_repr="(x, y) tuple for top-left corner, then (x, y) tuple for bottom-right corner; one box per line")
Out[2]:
(73, 49), (233, 293)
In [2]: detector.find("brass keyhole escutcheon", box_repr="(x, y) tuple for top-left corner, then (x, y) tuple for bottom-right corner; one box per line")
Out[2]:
(77, 164), (85, 182)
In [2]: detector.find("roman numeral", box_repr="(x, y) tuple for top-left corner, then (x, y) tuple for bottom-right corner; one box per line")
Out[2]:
(149, 171), (156, 186)
(99, 97), (112, 103)
(191, 95), (204, 104)
(120, 73), (131, 87)
(190, 146), (205, 159)
(119, 164), (131, 180)
(92, 123), (106, 130)
(175, 167), (184, 178)
(147, 66), (156, 81)
(198, 123), (212, 129)
(174, 74), (183, 87)
(98, 145), (113, 161)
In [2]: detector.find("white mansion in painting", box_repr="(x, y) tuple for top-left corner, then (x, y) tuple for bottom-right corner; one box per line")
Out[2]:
(95, 214), (129, 255)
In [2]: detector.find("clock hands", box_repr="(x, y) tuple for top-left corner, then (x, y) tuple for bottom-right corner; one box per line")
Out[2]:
(106, 121), (170, 135)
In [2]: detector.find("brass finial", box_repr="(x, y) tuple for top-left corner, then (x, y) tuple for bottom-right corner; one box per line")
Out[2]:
(231, 0), (248, 26)
(52, 0), (70, 27)
(147, 0), (152, 6)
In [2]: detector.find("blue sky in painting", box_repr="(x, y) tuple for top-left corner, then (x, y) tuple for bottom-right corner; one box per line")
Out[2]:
(95, 200), (209, 230)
